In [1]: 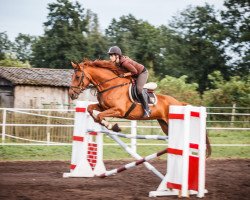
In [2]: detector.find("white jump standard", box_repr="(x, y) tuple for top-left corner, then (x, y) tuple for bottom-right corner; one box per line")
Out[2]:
(149, 105), (207, 198)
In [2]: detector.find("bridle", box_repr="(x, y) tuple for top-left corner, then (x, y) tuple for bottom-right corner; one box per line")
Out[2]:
(69, 69), (87, 95)
(70, 68), (130, 95)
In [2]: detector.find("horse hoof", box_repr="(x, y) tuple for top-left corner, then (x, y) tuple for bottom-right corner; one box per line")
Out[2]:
(112, 123), (121, 132)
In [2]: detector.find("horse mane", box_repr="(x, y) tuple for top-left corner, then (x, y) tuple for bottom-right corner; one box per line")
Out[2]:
(83, 59), (126, 75)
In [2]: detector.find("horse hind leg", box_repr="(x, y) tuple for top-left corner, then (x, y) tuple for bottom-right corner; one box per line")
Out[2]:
(206, 131), (212, 158)
(157, 119), (168, 135)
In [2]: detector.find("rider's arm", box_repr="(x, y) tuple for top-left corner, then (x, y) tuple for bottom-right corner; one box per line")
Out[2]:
(121, 60), (138, 75)
(123, 72), (132, 77)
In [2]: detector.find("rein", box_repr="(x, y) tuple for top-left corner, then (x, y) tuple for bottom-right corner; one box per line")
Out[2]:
(71, 69), (129, 94)
(96, 76), (120, 87)
(98, 82), (129, 94)
(81, 70), (130, 94)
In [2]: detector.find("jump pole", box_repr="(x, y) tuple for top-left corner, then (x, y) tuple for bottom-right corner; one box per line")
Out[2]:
(103, 127), (165, 180)
(99, 148), (168, 178)
(88, 129), (169, 140)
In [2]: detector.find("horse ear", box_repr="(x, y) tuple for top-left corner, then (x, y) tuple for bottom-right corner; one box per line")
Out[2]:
(71, 61), (77, 69)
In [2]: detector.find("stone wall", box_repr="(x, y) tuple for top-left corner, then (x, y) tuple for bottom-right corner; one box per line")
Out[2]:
(13, 85), (97, 109)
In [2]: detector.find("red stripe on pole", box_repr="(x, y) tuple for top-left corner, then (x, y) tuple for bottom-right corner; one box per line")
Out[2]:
(70, 164), (76, 170)
(167, 148), (183, 155)
(88, 151), (97, 155)
(188, 156), (199, 191)
(73, 136), (84, 142)
(88, 155), (97, 159)
(167, 182), (182, 190)
(88, 147), (97, 151)
(169, 113), (184, 120)
(75, 107), (86, 112)
(189, 143), (199, 149)
(191, 111), (200, 118)
(89, 163), (95, 167)
(88, 143), (97, 147)
(88, 131), (97, 135)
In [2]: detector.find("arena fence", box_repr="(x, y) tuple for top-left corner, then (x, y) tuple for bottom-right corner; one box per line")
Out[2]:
(0, 107), (249, 149)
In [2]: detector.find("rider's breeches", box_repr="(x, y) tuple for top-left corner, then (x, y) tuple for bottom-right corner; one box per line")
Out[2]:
(136, 70), (148, 94)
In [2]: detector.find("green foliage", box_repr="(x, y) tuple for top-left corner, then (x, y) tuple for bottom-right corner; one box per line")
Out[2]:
(0, 55), (31, 68)
(13, 33), (36, 62)
(31, 0), (88, 68)
(31, 0), (107, 68)
(157, 75), (201, 105)
(84, 10), (108, 59)
(0, 32), (13, 60)
(221, 0), (250, 48)
(165, 4), (229, 93)
(202, 71), (250, 106)
(221, 0), (250, 76)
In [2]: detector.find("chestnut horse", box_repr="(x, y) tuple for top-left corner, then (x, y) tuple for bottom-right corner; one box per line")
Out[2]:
(69, 60), (211, 156)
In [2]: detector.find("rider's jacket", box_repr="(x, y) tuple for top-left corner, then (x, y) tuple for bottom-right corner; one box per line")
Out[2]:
(119, 56), (146, 76)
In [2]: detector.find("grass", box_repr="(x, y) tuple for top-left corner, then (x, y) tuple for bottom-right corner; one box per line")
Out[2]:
(0, 130), (249, 161)
(0, 144), (249, 161)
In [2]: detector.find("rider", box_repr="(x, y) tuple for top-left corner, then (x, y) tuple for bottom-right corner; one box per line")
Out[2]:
(107, 46), (151, 117)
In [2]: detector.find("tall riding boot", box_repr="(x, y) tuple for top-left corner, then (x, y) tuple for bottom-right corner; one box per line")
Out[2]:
(138, 92), (151, 118)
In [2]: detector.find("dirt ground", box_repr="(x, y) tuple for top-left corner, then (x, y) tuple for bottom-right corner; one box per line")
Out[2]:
(0, 159), (249, 200)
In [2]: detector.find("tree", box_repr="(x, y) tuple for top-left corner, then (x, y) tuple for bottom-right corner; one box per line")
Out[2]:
(31, 0), (89, 68)
(162, 4), (229, 93)
(13, 33), (36, 62)
(0, 32), (31, 67)
(0, 32), (13, 60)
(221, 0), (250, 76)
(84, 10), (108, 60)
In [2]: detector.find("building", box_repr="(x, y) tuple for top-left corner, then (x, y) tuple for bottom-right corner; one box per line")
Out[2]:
(0, 66), (96, 108)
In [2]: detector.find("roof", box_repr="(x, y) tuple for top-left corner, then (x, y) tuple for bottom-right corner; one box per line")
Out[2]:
(0, 66), (73, 87)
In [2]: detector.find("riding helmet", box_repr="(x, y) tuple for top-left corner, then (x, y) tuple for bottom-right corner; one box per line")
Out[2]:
(107, 46), (122, 56)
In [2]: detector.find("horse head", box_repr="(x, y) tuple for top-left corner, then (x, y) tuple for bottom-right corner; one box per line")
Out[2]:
(69, 61), (91, 100)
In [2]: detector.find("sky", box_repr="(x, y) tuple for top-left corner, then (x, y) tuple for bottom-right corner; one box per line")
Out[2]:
(0, 0), (225, 41)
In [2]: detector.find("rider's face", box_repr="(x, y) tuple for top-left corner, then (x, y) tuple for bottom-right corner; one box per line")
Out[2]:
(109, 54), (119, 63)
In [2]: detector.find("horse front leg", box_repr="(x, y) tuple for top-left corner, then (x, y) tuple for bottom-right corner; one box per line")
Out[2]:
(92, 108), (123, 132)
(87, 103), (102, 123)
(87, 104), (115, 130)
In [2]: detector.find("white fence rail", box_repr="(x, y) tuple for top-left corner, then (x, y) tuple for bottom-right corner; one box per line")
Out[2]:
(0, 107), (249, 147)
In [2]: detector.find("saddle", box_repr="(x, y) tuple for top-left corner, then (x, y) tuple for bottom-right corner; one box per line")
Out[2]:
(129, 82), (158, 106)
